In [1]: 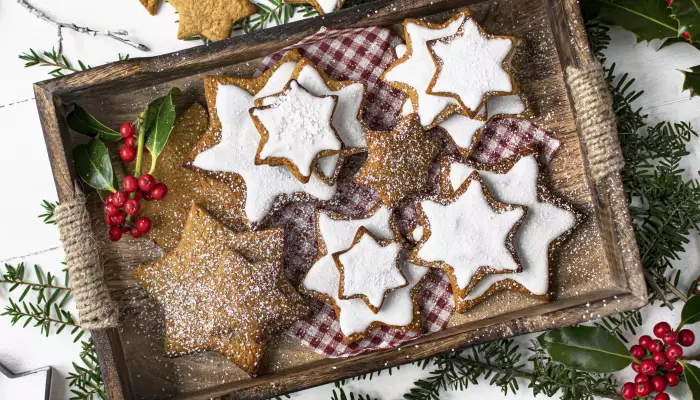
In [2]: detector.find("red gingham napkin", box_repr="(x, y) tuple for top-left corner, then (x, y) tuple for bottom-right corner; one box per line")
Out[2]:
(256, 27), (560, 358)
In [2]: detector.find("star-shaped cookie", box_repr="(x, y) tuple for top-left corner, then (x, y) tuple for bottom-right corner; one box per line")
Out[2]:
(188, 50), (337, 224)
(169, 0), (258, 41)
(355, 114), (439, 208)
(284, 0), (343, 14)
(333, 227), (407, 313)
(140, 0), (160, 15)
(426, 14), (517, 117)
(443, 149), (579, 312)
(409, 174), (527, 310)
(132, 204), (307, 376)
(250, 80), (342, 183)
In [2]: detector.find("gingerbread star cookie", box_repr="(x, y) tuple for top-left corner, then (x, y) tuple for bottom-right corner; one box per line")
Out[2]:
(189, 50), (337, 223)
(302, 206), (429, 343)
(168, 0), (257, 41)
(132, 204), (307, 376)
(284, 0), (343, 14)
(409, 174), (526, 311)
(426, 12), (517, 117)
(443, 149), (578, 312)
(333, 227), (406, 313)
(139, 0), (160, 15)
(355, 114), (439, 208)
(382, 11), (468, 128)
(250, 80), (342, 183)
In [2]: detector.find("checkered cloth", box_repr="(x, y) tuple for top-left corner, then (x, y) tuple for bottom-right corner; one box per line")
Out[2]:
(256, 27), (560, 358)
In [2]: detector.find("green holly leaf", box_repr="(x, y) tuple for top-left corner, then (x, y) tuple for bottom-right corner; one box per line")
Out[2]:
(537, 326), (633, 373)
(72, 139), (116, 192)
(681, 361), (700, 399)
(680, 66), (700, 98)
(679, 295), (700, 328)
(66, 105), (122, 142)
(584, 0), (679, 43)
(659, 36), (700, 50)
(669, 0), (700, 41)
(143, 88), (180, 163)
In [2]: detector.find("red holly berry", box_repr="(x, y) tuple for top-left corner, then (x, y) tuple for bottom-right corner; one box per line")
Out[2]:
(121, 226), (130, 233)
(134, 191), (143, 201)
(650, 340), (665, 353)
(120, 145), (137, 162)
(104, 214), (114, 226)
(666, 372), (680, 386)
(125, 136), (136, 147)
(135, 216), (151, 233)
(108, 226), (122, 242)
(630, 345), (645, 359)
(151, 183), (168, 200)
(104, 202), (119, 217)
(683, 32), (691, 41)
(120, 123), (134, 138)
(123, 175), (138, 193)
(635, 380), (652, 397)
(666, 344), (683, 361)
(651, 375), (667, 393)
(640, 359), (657, 375)
(110, 211), (126, 226)
(124, 199), (140, 215)
(679, 329), (695, 347)
(113, 190), (128, 208)
(621, 382), (636, 400)
(672, 363), (684, 375)
(130, 228), (143, 238)
(105, 193), (114, 204)
(640, 335), (654, 349)
(631, 362), (641, 373)
(634, 373), (649, 384)
(138, 174), (156, 192)
(142, 190), (153, 201)
(652, 351), (667, 365)
(655, 393), (670, 400)
(663, 331), (678, 344)
(654, 322), (672, 338)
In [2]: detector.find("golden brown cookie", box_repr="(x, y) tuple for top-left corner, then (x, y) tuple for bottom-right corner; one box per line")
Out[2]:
(168, 0), (257, 41)
(355, 114), (439, 208)
(409, 172), (527, 311)
(139, 0), (160, 15)
(283, 0), (343, 14)
(132, 204), (306, 376)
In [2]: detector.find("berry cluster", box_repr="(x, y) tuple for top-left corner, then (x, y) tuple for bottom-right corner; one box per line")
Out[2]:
(118, 122), (148, 162)
(621, 322), (695, 400)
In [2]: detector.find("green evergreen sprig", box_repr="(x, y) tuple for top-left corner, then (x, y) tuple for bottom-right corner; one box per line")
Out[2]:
(68, 341), (106, 400)
(19, 47), (90, 77)
(38, 199), (59, 225)
(233, 0), (318, 33)
(331, 388), (379, 400)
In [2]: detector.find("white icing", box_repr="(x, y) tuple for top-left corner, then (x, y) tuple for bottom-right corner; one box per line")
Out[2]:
(438, 113), (486, 149)
(429, 18), (514, 111)
(317, 154), (339, 179)
(252, 80), (341, 177)
(395, 44), (407, 58)
(487, 95), (526, 117)
(303, 208), (429, 336)
(418, 180), (524, 290)
(410, 225), (424, 242)
(448, 155), (577, 297)
(192, 61), (337, 223)
(384, 16), (465, 127)
(339, 233), (405, 309)
(316, 0), (340, 13)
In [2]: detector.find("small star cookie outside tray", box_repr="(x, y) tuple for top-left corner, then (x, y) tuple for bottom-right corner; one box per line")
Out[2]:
(409, 173), (527, 312)
(250, 79), (343, 184)
(132, 204), (308, 376)
(355, 114), (439, 208)
(168, 0), (257, 41)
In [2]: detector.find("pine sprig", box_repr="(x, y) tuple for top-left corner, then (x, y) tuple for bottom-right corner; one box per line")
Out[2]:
(234, 0), (318, 33)
(19, 47), (90, 77)
(38, 199), (59, 225)
(595, 310), (643, 343)
(68, 340), (106, 400)
(331, 388), (378, 400)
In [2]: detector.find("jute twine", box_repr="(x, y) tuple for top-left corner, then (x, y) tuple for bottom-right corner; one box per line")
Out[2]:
(566, 60), (625, 182)
(55, 187), (118, 331)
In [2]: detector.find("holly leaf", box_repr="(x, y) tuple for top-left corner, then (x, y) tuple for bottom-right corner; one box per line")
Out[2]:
(537, 326), (632, 373)
(681, 65), (700, 98)
(681, 361), (700, 399)
(72, 139), (116, 192)
(669, 0), (700, 41)
(144, 87), (181, 161)
(679, 295), (700, 328)
(584, 0), (679, 43)
(66, 105), (122, 142)
(659, 36), (700, 50)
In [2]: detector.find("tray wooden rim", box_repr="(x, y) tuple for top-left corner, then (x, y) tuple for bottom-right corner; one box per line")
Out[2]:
(33, 0), (647, 399)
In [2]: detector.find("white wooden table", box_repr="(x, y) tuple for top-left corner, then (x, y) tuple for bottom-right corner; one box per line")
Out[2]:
(0, 1), (698, 399)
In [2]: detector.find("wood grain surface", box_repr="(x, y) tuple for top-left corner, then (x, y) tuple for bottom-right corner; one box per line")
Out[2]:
(33, 0), (646, 398)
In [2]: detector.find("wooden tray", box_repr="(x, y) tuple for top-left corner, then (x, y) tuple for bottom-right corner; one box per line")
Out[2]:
(34, 0), (647, 398)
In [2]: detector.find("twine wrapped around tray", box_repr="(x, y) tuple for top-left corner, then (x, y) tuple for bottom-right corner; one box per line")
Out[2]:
(55, 186), (118, 331)
(565, 60), (625, 182)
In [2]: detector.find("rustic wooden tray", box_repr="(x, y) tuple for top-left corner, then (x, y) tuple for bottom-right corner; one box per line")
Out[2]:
(35, 0), (647, 398)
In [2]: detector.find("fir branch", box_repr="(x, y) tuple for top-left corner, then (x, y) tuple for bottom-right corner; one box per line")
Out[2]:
(331, 388), (378, 400)
(595, 310), (643, 343)
(234, 0), (318, 33)
(68, 340), (106, 400)
(38, 199), (59, 225)
(19, 47), (90, 77)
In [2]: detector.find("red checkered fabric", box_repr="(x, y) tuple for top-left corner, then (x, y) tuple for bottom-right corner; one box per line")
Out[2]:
(257, 27), (560, 358)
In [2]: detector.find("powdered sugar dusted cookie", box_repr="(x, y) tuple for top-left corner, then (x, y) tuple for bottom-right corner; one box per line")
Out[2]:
(443, 149), (578, 312)
(334, 227), (407, 313)
(382, 12), (467, 128)
(284, 0), (342, 14)
(189, 51), (337, 223)
(302, 206), (429, 343)
(426, 15), (517, 117)
(409, 175), (526, 310)
(250, 79), (342, 184)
